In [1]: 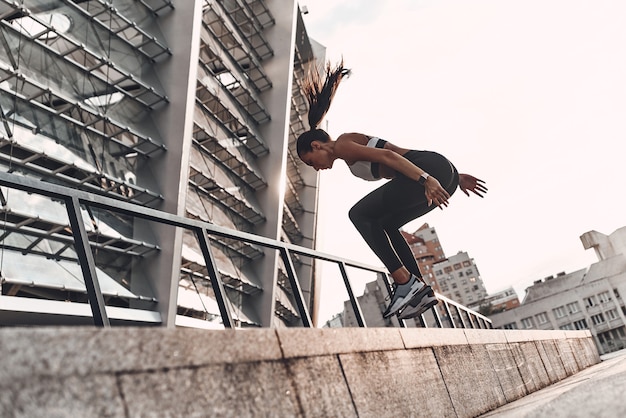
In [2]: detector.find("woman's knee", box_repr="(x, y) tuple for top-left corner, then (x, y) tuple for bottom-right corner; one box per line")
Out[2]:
(348, 205), (362, 226)
(348, 204), (375, 229)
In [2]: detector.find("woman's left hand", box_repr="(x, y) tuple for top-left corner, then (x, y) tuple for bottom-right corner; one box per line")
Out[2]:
(459, 174), (488, 197)
(424, 177), (450, 208)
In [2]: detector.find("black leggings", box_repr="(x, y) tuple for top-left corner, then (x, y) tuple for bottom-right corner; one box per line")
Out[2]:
(348, 150), (459, 277)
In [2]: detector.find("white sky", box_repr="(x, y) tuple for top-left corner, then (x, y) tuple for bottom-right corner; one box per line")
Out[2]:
(300, 0), (626, 310)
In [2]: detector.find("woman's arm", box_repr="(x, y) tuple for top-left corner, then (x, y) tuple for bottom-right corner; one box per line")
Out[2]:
(335, 133), (451, 207)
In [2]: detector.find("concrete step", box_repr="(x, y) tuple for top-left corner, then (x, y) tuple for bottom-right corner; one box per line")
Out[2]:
(0, 327), (599, 417)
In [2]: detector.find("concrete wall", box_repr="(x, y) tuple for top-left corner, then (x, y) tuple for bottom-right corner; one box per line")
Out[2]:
(0, 327), (599, 418)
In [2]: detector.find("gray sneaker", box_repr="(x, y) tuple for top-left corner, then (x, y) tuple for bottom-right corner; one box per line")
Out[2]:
(398, 290), (438, 320)
(382, 275), (426, 318)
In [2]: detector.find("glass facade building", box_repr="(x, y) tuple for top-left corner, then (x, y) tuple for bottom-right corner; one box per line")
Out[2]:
(0, 0), (322, 328)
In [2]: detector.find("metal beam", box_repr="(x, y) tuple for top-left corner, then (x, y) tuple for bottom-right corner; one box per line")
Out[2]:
(65, 196), (110, 327)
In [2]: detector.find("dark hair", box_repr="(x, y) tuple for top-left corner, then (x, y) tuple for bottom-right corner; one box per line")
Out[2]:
(296, 60), (351, 158)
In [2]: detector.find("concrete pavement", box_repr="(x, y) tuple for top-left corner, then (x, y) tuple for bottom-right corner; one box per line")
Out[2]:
(480, 349), (626, 417)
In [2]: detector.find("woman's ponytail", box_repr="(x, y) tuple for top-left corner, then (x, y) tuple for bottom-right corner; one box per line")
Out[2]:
(296, 60), (350, 158)
(304, 60), (351, 130)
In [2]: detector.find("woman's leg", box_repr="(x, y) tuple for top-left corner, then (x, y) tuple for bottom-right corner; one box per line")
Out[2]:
(379, 151), (459, 281)
(381, 200), (433, 282)
(348, 151), (458, 282)
(348, 186), (404, 274)
(348, 178), (432, 281)
(386, 228), (423, 279)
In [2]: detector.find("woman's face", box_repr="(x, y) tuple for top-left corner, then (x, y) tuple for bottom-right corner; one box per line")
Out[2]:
(300, 144), (333, 171)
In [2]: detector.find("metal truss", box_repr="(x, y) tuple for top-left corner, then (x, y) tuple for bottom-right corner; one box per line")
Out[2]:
(192, 129), (266, 191)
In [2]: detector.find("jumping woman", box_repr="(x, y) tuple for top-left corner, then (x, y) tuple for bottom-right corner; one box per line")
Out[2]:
(297, 60), (488, 320)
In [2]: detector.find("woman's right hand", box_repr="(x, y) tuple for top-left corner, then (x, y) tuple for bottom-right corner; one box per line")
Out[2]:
(424, 177), (450, 208)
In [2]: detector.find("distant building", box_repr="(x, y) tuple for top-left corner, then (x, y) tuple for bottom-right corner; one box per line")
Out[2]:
(402, 223), (447, 291)
(489, 227), (626, 355)
(467, 286), (520, 315)
(323, 313), (344, 329)
(404, 225), (489, 307)
(433, 251), (488, 307)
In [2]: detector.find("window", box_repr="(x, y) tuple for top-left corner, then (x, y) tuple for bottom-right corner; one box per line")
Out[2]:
(435, 270), (443, 276)
(598, 291), (611, 304)
(536, 312), (549, 324)
(444, 266), (453, 274)
(12, 12), (72, 40)
(566, 301), (580, 314)
(502, 323), (518, 330)
(453, 263), (462, 270)
(85, 92), (124, 108)
(591, 313), (605, 325)
(521, 317), (534, 329)
(553, 306), (567, 318)
(466, 270), (474, 276)
(216, 72), (241, 90)
(468, 276), (476, 282)
(573, 319), (588, 330)
(459, 271), (464, 277)
(463, 261), (471, 267)
(559, 323), (574, 330)
(606, 309), (618, 321)
(452, 283), (458, 289)
(614, 288), (621, 299)
(585, 296), (597, 308)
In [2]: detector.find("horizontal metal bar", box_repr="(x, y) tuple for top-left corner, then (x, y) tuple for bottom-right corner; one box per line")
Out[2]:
(0, 172), (382, 271)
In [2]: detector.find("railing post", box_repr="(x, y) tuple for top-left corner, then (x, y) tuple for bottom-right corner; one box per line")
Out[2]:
(65, 197), (110, 327)
(442, 300), (456, 328)
(432, 304), (443, 328)
(455, 305), (467, 328)
(466, 312), (476, 328)
(338, 261), (366, 327)
(279, 247), (312, 327)
(379, 272), (407, 328)
(195, 227), (234, 328)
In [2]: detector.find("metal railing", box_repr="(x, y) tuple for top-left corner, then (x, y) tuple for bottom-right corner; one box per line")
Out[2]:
(0, 171), (492, 329)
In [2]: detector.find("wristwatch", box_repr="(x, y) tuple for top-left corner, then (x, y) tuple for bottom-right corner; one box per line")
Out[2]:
(418, 173), (430, 185)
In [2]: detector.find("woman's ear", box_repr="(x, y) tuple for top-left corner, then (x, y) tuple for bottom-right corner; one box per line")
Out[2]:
(311, 140), (321, 150)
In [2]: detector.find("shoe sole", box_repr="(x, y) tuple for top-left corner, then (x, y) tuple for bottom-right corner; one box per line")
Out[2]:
(383, 282), (430, 319)
(398, 297), (439, 320)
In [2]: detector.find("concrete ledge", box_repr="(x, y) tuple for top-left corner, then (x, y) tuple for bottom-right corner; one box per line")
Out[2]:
(0, 327), (600, 418)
